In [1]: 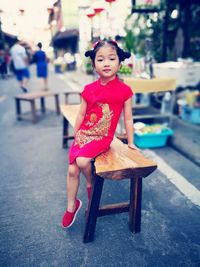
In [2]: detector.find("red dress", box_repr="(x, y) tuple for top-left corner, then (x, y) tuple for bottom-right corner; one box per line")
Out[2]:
(69, 76), (133, 164)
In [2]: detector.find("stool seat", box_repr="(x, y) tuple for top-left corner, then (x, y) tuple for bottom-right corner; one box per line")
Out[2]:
(95, 138), (156, 180)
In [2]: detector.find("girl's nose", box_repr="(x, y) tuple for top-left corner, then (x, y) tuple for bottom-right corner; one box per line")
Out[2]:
(104, 59), (110, 66)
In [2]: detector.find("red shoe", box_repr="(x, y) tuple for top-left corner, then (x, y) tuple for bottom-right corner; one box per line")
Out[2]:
(62, 199), (82, 228)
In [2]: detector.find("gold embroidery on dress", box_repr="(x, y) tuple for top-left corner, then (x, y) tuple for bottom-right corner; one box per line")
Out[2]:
(85, 113), (97, 127)
(75, 103), (113, 148)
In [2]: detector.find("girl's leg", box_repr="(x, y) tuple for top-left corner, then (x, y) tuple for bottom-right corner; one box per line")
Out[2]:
(76, 157), (93, 188)
(62, 162), (82, 228)
(67, 162), (80, 212)
(76, 157), (93, 199)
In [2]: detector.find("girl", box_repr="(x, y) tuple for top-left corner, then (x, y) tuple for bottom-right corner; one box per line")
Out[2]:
(62, 40), (139, 228)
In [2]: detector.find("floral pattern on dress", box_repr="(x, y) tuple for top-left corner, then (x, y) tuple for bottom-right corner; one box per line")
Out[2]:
(75, 103), (113, 148)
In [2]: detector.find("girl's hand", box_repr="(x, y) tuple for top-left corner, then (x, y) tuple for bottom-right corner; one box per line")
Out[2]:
(128, 143), (141, 151)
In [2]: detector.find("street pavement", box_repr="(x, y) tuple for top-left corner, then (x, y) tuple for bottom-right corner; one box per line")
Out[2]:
(0, 65), (200, 267)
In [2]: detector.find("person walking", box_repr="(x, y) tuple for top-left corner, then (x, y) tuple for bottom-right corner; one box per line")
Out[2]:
(33, 42), (48, 90)
(61, 39), (139, 229)
(10, 38), (30, 93)
(0, 48), (8, 79)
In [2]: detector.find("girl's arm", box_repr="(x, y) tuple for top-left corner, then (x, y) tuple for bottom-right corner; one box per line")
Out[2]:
(73, 98), (87, 135)
(123, 97), (140, 150)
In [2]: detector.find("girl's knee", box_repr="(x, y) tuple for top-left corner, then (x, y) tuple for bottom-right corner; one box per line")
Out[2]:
(76, 157), (91, 170)
(68, 164), (80, 178)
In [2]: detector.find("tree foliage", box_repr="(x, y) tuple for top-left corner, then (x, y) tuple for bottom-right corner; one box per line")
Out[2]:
(123, 0), (200, 62)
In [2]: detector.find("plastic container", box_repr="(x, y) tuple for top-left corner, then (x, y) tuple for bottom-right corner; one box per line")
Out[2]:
(181, 106), (200, 124)
(191, 109), (200, 124)
(134, 129), (174, 148)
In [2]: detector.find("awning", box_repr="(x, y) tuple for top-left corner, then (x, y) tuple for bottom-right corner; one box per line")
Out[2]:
(1, 32), (17, 46)
(53, 29), (79, 41)
(52, 29), (79, 51)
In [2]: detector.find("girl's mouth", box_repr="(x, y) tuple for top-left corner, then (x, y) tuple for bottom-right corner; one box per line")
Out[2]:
(103, 69), (111, 72)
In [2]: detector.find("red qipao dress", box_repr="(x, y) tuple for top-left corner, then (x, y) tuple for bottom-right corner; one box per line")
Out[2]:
(69, 76), (133, 164)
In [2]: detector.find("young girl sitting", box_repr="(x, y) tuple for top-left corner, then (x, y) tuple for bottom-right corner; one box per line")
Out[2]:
(62, 39), (139, 228)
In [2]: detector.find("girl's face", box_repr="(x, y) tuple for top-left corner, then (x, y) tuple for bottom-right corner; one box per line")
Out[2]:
(94, 44), (120, 82)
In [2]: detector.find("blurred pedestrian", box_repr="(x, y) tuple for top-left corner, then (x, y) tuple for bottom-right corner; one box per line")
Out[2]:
(61, 39), (139, 229)
(0, 49), (7, 79)
(10, 38), (30, 93)
(33, 42), (48, 90)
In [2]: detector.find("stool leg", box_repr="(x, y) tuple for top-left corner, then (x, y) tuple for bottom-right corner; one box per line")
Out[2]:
(83, 172), (104, 243)
(15, 99), (21, 120)
(65, 94), (69, 104)
(62, 116), (69, 148)
(129, 177), (142, 233)
(30, 100), (37, 123)
(54, 95), (60, 115)
(40, 97), (45, 113)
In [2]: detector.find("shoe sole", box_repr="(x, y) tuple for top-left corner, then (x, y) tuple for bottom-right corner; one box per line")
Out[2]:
(62, 199), (82, 229)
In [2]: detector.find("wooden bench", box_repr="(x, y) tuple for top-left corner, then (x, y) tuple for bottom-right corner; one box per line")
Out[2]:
(61, 104), (157, 243)
(15, 90), (60, 123)
(63, 91), (81, 104)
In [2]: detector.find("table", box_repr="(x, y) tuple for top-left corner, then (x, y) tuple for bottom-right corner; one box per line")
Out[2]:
(123, 77), (176, 93)
(117, 77), (177, 134)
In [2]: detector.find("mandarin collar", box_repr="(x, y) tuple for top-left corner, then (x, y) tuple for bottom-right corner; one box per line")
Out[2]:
(98, 76), (119, 87)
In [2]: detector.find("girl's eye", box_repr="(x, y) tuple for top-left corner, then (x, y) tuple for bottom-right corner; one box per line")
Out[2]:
(97, 59), (103, 62)
(110, 58), (116, 61)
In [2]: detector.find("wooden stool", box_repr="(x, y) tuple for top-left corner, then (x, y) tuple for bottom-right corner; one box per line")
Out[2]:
(83, 139), (157, 243)
(15, 90), (60, 123)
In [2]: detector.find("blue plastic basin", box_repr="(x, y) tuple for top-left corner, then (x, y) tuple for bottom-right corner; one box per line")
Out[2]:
(135, 129), (173, 148)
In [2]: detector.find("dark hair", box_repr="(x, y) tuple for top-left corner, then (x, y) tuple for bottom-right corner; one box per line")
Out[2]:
(13, 37), (19, 44)
(85, 40), (131, 64)
(37, 42), (42, 49)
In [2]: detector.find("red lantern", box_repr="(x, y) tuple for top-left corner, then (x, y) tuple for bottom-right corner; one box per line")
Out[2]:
(105, 0), (116, 3)
(93, 8), (104, 14)
(86, 13), (96, 19)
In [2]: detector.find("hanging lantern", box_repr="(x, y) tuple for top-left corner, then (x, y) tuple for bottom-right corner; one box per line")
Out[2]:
(105, 0), (116, 3)
(93, 8), (104, 14)
(86, 13), (96, 19)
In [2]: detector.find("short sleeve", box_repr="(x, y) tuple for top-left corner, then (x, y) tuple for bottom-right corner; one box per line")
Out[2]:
(80, 85), (89, 102)
(124, 86), (133, 101)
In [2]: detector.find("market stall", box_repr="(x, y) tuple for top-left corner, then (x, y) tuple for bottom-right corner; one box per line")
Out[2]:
(153, 61), (200, 88)
(117, 77), (176, 147)
(123, 76), (176, 122)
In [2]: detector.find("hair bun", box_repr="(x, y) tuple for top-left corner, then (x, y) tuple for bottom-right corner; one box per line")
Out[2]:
(117, 47), (131, 61)
(85, 50), (92, 57)
(123, 51), (131, 60)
